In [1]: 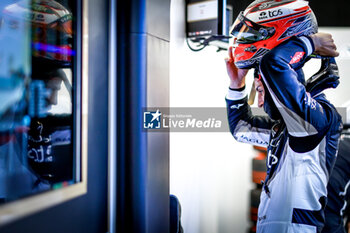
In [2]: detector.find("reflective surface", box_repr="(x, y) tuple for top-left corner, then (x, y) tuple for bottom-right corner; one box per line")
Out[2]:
(0, 0), (77, 204)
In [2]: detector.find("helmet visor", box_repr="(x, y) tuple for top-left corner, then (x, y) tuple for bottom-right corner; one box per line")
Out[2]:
(230, 12), (274, 44)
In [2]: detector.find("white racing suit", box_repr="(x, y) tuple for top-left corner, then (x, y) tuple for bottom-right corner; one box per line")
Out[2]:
(226, 36), (343, 233)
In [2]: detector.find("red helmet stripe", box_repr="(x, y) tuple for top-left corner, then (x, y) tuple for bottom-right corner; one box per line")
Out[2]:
(294, 6), (310, 12)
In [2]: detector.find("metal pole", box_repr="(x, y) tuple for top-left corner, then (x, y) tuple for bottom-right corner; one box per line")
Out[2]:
(108, 0), (117, 231)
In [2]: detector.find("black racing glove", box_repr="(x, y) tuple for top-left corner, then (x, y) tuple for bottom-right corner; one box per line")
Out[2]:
(305, 57), (340, 97)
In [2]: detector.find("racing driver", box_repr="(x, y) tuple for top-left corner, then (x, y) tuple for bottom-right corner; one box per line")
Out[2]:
(225, 0), (343, 232)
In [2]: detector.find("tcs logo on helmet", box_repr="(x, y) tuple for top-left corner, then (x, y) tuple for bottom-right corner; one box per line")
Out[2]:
(258, 9), (283, 20)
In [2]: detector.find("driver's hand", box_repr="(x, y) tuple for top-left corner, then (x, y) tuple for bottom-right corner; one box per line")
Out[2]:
(225, 46), (249, 89)
(310, 32), (339, 57)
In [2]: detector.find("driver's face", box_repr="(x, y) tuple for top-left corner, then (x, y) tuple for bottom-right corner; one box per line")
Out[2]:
(254, 78), (265, 108)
